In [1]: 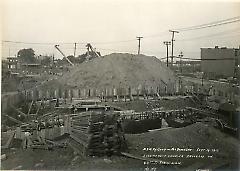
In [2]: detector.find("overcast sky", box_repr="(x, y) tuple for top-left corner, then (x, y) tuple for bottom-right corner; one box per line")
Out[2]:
(1, 0), (240, 60)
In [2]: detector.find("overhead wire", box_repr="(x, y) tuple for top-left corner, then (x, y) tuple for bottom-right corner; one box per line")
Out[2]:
(177, 16), (240, 30)
(178, 27), (240, 41)
(175, 16), (240, 32)
(2, 15), (240, 58)
(2, 40), (86, 45)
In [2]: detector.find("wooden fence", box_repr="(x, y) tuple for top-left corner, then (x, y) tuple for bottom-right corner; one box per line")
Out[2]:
(21, 83), (176, 101)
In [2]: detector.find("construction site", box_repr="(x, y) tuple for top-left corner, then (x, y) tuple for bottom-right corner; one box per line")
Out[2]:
(1, 1), (240, 171)
(1, 40), (240, 170)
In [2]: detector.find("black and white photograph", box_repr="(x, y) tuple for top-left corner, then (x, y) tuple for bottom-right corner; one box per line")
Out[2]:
(1, 0), (240, 170)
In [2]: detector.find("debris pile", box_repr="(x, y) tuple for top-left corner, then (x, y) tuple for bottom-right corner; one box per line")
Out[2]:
(69, 111), (126, 156)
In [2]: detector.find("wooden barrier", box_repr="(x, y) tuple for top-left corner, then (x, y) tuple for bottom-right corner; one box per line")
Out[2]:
(2, 82), (178, 109)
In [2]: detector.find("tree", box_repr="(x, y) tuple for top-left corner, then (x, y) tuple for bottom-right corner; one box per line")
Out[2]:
(17, 48), (36, 63)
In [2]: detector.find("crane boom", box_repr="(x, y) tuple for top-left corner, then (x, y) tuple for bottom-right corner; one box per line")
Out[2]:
(86, 43), (101, 57)
(54, 45), (74, 66)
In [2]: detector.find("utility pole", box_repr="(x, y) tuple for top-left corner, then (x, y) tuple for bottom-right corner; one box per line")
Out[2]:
(169, 30), (179, 66)
(74, 43), (77, 57)
(136, 36), (143, 55)
(163, 41), (171, 67)
(52, 54), (55, 65)
(179, 51), (183, 73)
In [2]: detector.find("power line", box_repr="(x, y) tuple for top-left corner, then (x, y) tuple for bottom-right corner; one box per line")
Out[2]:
(91, 39), (136, 44)
(178, 27), (240, 41)
(179, 33), (240, 42)
(2, 40), (85, 45)
(177, 16), (240, 31)
(143, 30), (169, 39)
(175, 16), (240, 32)
(2, 39), (136, 45)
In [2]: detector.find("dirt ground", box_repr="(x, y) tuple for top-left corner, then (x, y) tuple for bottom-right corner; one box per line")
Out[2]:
(2, 123), (238, 170)
(1, 147), (73, 170)
(106, 96), (197, 112)
(1, 146), (143, 170)
(1, 98), (238, 170)
(126, 122), (240, 170)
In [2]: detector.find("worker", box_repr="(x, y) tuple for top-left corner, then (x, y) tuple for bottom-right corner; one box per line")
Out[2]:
(71, 105), (77, 114)
(56, 98), (60, 107)
(22, 131), (32, 149)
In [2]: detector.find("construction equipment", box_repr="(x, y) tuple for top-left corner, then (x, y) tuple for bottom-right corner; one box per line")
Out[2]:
(54, 45), (74, 66)
(86, 43), (101, 59)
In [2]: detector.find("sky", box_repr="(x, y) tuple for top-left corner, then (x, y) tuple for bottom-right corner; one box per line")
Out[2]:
(1, 0), (240, 60)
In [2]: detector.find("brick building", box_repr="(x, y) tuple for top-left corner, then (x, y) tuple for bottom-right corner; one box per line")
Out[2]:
(201, 46), (240, 79)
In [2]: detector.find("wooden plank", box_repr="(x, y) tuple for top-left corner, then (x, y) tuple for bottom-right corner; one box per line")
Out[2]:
(1, 131), (15, 149)
(148, 127), (173, 132)
(4, 114), (23, 124)
(71, 128), (89, 137)
(27, 101), (34, 118)
(70, 134), (88, 147)
(72, 125), (89, 130)
(11, 106), (27, 117)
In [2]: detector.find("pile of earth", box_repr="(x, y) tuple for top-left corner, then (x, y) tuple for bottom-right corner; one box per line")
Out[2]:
(41, 53), (175, 89)
(125, 122), (239, 169)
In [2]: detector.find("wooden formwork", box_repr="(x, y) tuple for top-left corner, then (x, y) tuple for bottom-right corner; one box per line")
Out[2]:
(119, 109), (190, 121)
(69, 111), (126, 156)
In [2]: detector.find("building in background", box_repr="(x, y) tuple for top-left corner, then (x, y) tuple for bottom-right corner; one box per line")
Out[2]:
(201, 46), (240, 80)
(6, 57), (19, 71)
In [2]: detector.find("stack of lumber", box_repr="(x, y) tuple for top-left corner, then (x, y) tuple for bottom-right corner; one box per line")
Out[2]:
(69, 111), (126, 156)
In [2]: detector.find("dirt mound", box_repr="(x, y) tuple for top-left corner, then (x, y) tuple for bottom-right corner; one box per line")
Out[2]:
(44, 53), (175, 89)
(126, 122), (239, 169)
(126, 122), (239, 154)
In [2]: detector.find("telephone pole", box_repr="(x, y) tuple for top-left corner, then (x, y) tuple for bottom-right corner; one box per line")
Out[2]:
(169, 30), (179, 66)
(179, 51), (183, 73)
(163, 41), (171, 67)
(136, 36), (143, 55)
(52, 54), (55, 65)
(74, 43), (77, 57)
